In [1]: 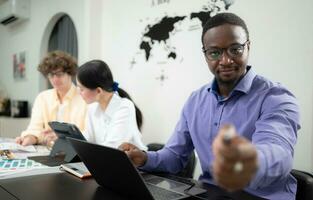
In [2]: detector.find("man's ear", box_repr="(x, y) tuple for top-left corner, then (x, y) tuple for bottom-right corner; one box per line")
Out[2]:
(247, 40), (251, 51)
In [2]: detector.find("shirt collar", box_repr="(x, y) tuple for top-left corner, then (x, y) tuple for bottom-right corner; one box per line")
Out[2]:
(232, 66), (256, 94)
(52, 83), (77, 102)
(207, 66), (256, 96)
(104, 93), (121, 118)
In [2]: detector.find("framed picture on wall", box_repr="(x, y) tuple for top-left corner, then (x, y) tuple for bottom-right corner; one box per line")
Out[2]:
(13, 51), (26, 80)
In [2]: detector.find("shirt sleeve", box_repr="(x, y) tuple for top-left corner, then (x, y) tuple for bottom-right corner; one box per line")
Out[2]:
(142, 101), (195, 174)
(82, 107), (94, 142)
(21, 94), (45, 142)
(99, 104), (137, 149)
(250, 87), (300, 189)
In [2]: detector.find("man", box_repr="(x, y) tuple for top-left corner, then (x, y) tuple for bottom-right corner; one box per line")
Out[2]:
(120, 13), (300, 200)
(15, 51), (87, 146)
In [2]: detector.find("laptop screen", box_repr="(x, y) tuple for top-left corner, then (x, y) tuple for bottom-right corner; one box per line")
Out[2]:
(67, 138), (205, 200)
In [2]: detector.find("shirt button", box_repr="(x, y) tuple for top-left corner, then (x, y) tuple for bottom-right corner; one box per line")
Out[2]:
(214, 122), (218, 126)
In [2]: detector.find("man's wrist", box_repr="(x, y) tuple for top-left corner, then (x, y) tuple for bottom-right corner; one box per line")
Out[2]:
(28, 135), (39, 145)
(141, 150), (148, 167)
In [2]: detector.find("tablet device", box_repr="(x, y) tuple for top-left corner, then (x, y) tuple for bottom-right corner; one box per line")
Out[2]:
(48, 121), (86, 162)
(48, 121), (86, 141)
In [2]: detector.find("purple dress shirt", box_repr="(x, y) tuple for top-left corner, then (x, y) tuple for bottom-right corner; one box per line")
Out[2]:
(142, 67), (300, 200)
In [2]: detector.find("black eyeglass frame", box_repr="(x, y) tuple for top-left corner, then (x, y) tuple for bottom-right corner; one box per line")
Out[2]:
(47, 70), (66, 78)
(202, 40), (249, 61)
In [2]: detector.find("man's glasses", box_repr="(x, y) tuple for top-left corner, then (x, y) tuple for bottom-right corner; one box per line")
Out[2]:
(202, 40), (249, 61)
(47, 71), (66, 78)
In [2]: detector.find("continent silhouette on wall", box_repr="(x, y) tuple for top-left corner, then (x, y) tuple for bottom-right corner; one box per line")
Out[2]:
(135, 0), (234, 64)
(140, 16), (185, 61)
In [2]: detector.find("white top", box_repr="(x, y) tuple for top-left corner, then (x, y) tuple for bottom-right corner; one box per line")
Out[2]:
(83, 93), (147, 150)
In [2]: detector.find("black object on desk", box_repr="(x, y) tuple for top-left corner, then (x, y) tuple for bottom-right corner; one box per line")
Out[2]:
(0, 172), (266, 200)
(68, 138), (197, 200)
(150, 173), (267, 200)
(0, 184), (17, 200)
(0, 173), (126, 200)
(48, 121), (86, 163)
(29, 122), (86, 166)
(28, 154), (67, 167)
(67, 138), (265, 200)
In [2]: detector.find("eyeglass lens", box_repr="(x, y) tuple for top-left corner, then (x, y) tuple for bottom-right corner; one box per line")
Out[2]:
(204, 42), (247, 61)
(48, 71), (65, 78)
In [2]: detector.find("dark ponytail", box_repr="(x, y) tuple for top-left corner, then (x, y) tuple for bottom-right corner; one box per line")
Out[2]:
(77, 60), (143, 130)
(117, 88), (143, 131)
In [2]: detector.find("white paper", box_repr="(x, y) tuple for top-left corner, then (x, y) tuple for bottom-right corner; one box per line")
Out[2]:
(13, 145), (50, 159)
(0, 142), (36, 152)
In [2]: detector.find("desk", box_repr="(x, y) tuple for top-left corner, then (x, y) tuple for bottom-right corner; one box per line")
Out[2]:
(0, 173), (126, 200)
(0, 172), (265, 200)
(0, 185), (16, 200)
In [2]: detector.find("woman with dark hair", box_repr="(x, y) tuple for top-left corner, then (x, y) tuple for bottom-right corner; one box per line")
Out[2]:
(77, 60), (146, 150)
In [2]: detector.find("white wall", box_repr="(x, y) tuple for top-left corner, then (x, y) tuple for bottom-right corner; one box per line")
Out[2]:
(0, 0), (89, 104)
(0, 0), (312, 178)
(99, 0), (313, 175)
(100, 0), (220, 143)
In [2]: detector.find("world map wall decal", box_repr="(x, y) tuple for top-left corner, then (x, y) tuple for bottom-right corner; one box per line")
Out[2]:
(130, 0), (235, 83)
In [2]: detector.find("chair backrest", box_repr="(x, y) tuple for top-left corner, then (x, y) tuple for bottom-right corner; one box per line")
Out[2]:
(291, 169), (313, 200)
(147, 143), (196, 179)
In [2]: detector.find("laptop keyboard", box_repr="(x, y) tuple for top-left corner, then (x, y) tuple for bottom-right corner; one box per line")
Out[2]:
(28, 155), (66, 166)
(146, 183), (184, 200)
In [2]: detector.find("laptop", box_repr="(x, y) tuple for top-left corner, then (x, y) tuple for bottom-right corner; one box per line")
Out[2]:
(67, 138), (206, 200)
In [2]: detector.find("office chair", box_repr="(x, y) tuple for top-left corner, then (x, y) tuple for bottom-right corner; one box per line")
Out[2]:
(291, 169), (313, 200)
(147, 143), (196, 179)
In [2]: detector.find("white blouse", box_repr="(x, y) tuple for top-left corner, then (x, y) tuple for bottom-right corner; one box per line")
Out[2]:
(83, 93), (147, 150)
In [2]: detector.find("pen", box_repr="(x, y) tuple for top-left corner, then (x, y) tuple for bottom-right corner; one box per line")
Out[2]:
(222, 126), (236, 145)
(222, 126), (243, 173)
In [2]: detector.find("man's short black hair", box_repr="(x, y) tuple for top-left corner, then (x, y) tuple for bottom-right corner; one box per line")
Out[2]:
(201, 12), (249, 45)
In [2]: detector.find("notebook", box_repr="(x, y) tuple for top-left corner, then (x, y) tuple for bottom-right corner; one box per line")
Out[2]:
(67, 138), (206, 200)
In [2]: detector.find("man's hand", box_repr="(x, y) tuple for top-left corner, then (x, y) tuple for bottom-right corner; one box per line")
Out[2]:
(15, 135), (38, 146)
(119, 143), (147, 167)
(212, 125), (258, 191)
